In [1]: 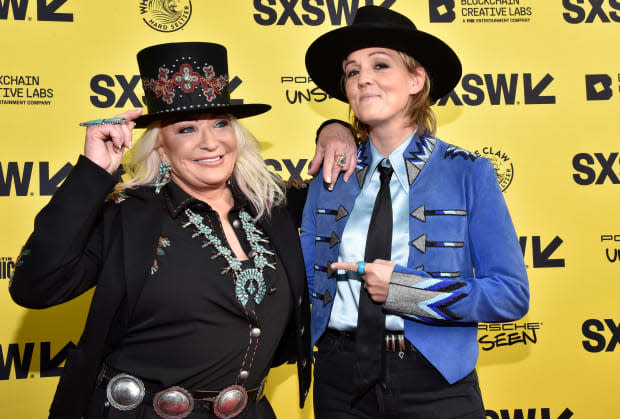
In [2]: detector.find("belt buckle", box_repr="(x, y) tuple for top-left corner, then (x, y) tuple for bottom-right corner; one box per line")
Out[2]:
(213, 385), (248, 419)
(153, 386), (194, 419)
(106, 373), (146, 411)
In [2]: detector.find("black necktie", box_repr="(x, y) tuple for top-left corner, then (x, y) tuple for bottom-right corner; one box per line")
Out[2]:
(355, 159), (393, 394)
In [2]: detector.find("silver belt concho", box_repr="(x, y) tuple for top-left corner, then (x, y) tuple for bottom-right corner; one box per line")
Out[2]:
(213, 384), (249, 419)
(153, 386), (194, 419)
(105, 373), (146, 411)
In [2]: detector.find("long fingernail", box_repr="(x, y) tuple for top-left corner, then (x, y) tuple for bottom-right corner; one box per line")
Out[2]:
(344, 176), (349, 182)
(325, 176), (331, 184)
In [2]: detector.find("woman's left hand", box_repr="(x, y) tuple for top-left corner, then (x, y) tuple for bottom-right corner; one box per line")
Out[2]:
(330, 259), (396, 303)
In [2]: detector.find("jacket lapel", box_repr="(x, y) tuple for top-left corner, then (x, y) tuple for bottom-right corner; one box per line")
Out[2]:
(121, 188), (166, 317)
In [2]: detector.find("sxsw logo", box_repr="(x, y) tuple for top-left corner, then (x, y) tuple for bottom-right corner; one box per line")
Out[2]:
(572, 153), (620, 185)
(89, 74), (244, 108)
(585, 74), (619, 101)
(582, 318), (620, 352)
(563, 0), (620, 23)
(0, 162), (72, 196)
(519, 236), (565, 268)
(252, 0), (395, 26)
(0, 0), (73, 22)
(436, 73), (555, 106)
(429, 0), (455, 22)
(485, 408), (573, 419)
(0, 341), (75, 380)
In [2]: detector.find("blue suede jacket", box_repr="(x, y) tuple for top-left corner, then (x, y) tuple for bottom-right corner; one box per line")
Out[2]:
(300, 133), (529, 384)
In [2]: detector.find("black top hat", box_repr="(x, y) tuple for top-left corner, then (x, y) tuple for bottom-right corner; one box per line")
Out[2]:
(133, 42), (270, 128)
(305, 6), (462, 102)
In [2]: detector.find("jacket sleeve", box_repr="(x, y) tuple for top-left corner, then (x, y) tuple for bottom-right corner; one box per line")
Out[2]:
(299, 174), (322, 297)
(10, 155), (118, 309)
(384, 158), (529, 324)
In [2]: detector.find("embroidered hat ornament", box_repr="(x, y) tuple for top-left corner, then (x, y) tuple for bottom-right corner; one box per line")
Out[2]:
(304, 5), (462, 102)
(133, 42), (271, 128)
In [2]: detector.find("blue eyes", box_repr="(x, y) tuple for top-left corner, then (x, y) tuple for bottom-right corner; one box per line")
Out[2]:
(177, 120), (228, 134)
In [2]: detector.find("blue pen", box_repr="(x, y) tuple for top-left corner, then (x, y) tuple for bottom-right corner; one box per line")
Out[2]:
(79, 117), (128, 127)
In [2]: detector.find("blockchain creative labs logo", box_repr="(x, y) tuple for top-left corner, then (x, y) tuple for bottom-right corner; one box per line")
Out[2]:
(139, 0), (192, 32)
(429, 0), (534, 24)
(473, 146), (513, 192)
(478, 321), (542, 351)
(601, 234), (620, 263)
(0, 75), (54, 106)
(585, 73), (619, 101)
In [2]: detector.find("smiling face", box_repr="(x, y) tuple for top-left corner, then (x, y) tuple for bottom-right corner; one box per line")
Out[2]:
(343, 47), (425, 131)
(157, 113), (237, 197)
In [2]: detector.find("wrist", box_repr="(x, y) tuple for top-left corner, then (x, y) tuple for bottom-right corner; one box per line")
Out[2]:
(315, 119), (353, 144)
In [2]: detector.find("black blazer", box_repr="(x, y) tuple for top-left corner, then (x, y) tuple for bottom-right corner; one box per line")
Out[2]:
(10, 156), (311, 419)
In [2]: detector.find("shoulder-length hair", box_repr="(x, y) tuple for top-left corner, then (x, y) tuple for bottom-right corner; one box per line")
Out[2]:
(117, 115), (285, 219)
(350, 52), (437, 142)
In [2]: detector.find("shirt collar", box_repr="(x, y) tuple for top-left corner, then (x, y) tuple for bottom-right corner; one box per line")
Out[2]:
(366, 130), (416, 192)
(163, 180), (249, 218)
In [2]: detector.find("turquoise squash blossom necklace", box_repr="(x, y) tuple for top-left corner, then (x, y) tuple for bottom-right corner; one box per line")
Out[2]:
(182, 208), (275, 307)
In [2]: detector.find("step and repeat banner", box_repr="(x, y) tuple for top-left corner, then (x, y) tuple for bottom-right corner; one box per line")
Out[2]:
(1, 1), (618, 418)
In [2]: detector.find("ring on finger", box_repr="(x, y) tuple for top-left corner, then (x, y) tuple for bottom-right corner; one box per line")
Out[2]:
(335, 153), (347, 168)
(357, 261), (366, 275)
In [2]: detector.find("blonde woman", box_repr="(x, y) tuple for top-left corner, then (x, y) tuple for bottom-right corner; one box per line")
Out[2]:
(10, 42), (353, 419)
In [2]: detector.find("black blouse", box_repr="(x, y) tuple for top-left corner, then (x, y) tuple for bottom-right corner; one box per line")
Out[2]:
(105, 181), (292, 390)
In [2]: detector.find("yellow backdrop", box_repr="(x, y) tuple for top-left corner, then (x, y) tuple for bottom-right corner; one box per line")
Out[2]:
(1, 1), (619, 418)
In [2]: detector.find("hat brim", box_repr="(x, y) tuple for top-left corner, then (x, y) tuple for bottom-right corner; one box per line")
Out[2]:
(133, 103), (271, 129)
(305, 24), (462, 102)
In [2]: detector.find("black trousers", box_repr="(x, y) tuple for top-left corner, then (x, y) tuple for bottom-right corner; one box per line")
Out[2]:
(313, 330), (485, 419)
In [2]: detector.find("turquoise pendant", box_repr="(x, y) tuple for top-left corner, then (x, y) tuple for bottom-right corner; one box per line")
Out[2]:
(235, 268), (267, 306)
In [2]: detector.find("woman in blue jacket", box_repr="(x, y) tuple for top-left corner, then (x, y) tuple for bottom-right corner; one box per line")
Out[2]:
(300, 6), (529, 419)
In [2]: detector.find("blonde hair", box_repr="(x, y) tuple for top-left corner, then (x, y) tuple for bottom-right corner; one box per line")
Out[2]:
(349, 52), (436, 142)
(117, 116), (285, 219)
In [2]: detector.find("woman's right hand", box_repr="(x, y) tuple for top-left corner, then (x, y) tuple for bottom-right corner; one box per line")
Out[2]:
(83, 108), (143, 174)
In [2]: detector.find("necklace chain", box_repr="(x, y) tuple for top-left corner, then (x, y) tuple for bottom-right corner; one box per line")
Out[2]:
(182, 208), (275, 306)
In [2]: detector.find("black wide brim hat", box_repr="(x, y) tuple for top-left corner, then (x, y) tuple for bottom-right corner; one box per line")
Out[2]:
(305, 6), (462, 103)
(134, 42), (270, 128)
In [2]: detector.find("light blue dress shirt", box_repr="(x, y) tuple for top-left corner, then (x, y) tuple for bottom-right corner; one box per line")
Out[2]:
(328, 131), (415, 331)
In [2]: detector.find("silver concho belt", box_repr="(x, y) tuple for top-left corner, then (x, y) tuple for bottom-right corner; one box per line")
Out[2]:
(104, 371), (265, 419)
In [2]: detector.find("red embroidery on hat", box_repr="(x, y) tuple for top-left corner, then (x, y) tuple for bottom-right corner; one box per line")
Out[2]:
(173, 64), (201, 93)
(143, 63), (228, 105)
